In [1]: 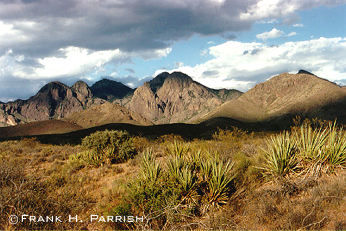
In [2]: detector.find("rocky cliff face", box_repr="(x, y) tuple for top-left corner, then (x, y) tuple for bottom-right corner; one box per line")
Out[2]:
(0, 81), (102, 126)
(128, 72), (242, 123)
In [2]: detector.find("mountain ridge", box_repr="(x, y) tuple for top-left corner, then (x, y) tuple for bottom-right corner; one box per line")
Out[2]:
(0, 72), (242, 127)
(201, 71), (346, 123)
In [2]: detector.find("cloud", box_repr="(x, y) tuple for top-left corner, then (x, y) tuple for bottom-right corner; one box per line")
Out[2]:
(1, 0), (343, 57)
(155, 37), (346, 91)
(287, 32), (297, 37)
(110, 75), (152, 88)
(240, 0), (346, 21)
(1, 46), (171, 81)
(0, 0), (345, 100)
(256, 28), (297, 40)
(293, 23), (304, 27)
(256, 28), (284, 40)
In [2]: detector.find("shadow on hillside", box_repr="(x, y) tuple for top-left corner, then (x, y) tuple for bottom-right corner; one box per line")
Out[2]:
(1, 110), (345, 145)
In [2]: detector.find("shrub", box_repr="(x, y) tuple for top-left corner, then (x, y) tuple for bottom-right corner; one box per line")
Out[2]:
(261, 131), (297, 178)
(207, 160), (235, 206)
(294, 124), (328, 160)
(321, 123), (346, 167)
(140, 149), (162, 182)
(166, 140), (190, 158)
(78, 130), (136, 166)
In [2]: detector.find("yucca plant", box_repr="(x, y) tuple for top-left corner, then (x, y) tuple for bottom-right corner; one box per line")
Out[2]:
(200, 158), (213, 182)
(167, 155), (185, 179)
(295, 124), (329, 159)
(207, 160), (235, 206)
(186, 150), (202, 170)
(321, 123), (346, 167)
(167, 155), (198, 204)
(140, 149), (161, 183)
(167, 140), (190, 158)
(261, 132), (297, 178)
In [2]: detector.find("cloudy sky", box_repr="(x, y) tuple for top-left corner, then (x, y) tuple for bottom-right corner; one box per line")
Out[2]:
(0, 0), (346, 102)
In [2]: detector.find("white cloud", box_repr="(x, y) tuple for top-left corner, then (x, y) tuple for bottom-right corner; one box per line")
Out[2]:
(240, 0), (345, 21)
(12, 47), (123, 79)
(287, 32), (297, 37)
(293, 23), (304, 27)
(256, 28), (284, 40)
(155, 37), (346, 91)
(1, 46), (171, 80)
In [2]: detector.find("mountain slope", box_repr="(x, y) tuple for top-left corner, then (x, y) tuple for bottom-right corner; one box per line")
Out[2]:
(0, 81), (104, 126)
(127, 72), (242, 123)
(91, 79), (134, 101)
(0, 120), (83, 138)
(65, 101), (152, 128)
(202, 72), (346, 123)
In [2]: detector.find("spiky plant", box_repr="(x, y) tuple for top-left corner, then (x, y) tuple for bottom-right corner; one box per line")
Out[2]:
(186, 150), (202, 171)
(321, 123), (346, 167)
(167, 140), (190, 158)
(200, 158), (213, 182)
(261, 132), (297, 178)
(167, 155), (198, 204)
(207, 160), (235, 206)
(167, 155), (185, 180)
(140, 149), (161, 183)
(295, 124), (329, 159)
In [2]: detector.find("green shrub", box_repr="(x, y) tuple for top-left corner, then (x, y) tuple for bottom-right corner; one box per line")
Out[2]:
(77, 130), (136, 166)
(261, 131), (297, 178)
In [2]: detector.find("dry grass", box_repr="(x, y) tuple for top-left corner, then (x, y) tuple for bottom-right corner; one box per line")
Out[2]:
(0, 123), (344, 230)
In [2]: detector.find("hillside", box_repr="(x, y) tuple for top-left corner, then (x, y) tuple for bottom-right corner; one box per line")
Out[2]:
(202, 72), (346, 123)
(65, 101), (152, 128)
(0, 119), (82, 138)
(128, 72), (242, 123)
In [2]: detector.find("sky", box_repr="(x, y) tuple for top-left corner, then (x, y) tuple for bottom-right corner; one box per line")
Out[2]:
(0, 0), (346, 102)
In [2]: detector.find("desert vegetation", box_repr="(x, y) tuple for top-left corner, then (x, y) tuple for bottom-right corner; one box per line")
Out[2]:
(0, 118), (344, 230)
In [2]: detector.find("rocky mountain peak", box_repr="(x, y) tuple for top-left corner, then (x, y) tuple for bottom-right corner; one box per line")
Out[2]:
(298, 69), (315, 76)
(72, 80), (93, 104)
(91, 78), (134, 101)
(149, 72), (170, 93)
(128, 72), (241, 124)
(149, 71), (193, 93)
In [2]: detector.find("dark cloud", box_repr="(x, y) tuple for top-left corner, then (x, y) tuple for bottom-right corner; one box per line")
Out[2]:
(0, 0), (253, 56)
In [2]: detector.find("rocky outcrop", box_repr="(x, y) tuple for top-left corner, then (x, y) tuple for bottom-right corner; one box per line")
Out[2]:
(128, 72), (242, 123)
(0, 81), (102, 126)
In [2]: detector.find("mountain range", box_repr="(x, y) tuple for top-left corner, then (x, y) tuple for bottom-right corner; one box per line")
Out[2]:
(0, 70), (345, 137)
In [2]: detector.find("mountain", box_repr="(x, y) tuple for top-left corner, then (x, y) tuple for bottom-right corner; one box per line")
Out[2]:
(90, 79), (134, 101)
(0, 81), (104, 127)
(127, 72), (242, 123)
(201, 71), (346, 123)
(65, 101), (152, 128)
